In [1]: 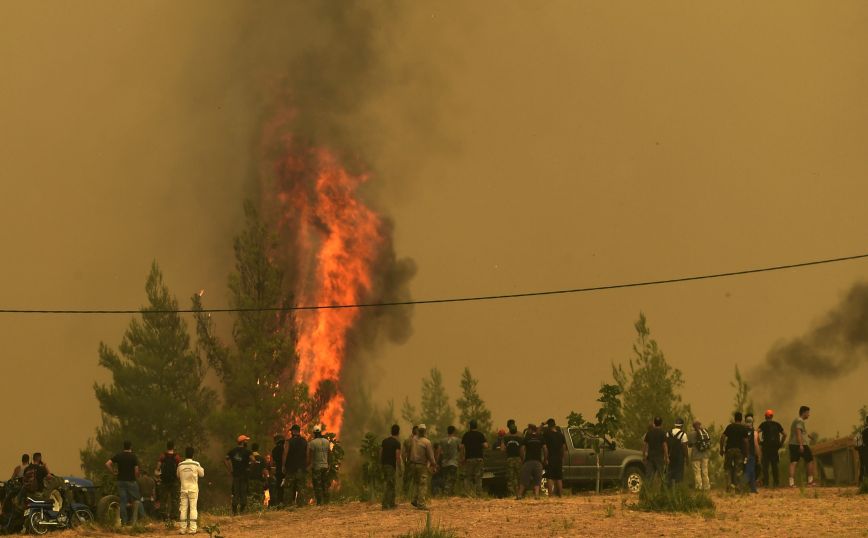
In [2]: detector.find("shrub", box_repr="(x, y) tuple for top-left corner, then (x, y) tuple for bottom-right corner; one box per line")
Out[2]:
(633, 481), (715, 514)
(398, 513), (457, 538)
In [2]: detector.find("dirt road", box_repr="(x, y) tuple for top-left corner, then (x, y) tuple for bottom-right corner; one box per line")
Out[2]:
(75, 487), (867, 537)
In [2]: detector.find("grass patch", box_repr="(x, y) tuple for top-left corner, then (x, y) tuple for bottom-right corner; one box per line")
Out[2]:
(632, 482), (715, 514)
(398, 513), (457, 538)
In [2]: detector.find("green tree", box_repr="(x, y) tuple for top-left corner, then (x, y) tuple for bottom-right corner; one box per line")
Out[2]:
(456, 367), (493, 434)
(592, 384), (622, 440)
(401, 396), (420, 427)
(612, 313), (692, 449)
(193, 202), (318, 444)
(419, 368), (454, 438)
(81, 262), (216, 478)
(730, 365), (754, 417)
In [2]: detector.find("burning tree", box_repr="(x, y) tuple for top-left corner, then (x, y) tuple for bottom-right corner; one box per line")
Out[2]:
(193, 203), (321, 443)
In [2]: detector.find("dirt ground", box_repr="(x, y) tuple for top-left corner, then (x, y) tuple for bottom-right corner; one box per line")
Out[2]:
(70, 487), (867, 538)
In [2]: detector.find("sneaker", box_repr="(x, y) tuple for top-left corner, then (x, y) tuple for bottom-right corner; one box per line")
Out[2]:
(179, 530), (187, 535)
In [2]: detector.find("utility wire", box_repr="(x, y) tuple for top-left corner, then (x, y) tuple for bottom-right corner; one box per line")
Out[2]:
(1, 251), (867, 315)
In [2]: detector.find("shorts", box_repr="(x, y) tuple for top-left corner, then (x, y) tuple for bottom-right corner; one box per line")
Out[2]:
(546, 460), (564, 480)
(788, 444), (813, 463)
(521, 461), (543, 488)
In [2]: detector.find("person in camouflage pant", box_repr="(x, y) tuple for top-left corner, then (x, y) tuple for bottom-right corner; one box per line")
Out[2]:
(410, 424), (437, 510)
(501, 420), (524, 497)
(283, 424), (309, 507)
(308, 426), (331, 505)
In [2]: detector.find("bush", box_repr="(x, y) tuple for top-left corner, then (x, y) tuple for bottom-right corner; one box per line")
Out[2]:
(633, 481), (715, 514)
(398, 513), (457, 538)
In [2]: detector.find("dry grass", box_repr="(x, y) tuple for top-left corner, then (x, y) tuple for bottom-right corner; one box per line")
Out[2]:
(62, 487), (868, 537)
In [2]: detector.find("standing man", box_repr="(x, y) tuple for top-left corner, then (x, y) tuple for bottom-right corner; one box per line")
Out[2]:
(157, 441), (181, 521)
(666, 418), (689, 485)
(720, 412), (749, 491)
(858, 415), (868, 485)
(248, 443), (267, 508)
(10, 454), (29, 480)
(308, 426), (331, 505)
(643, 417), (669, 484)
(270, 434), (286, 507)
(283, 424), (309, 507)
(105, 441), (141, 526)
(501, 420), (524, 497)
(409, 424), (437, 510)
(687, 420), (712, 490)
(788, 405), (816, 487)
(380, 424), (402, 510)
(177, 447), (204, 535)
(516, 424), (547, 500)
(744, 413), (760, 493)
(460, 419), (489, 497)
(543, 418), (567, 497)
(136, 470), (157, 518)
(437, 426), (460, 496)
(402, 425), (418, 498)
(225, 435), (253, 515)
(757, 409), (786, 488)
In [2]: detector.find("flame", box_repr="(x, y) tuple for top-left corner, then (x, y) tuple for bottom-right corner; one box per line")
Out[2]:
(266, 120), (384, 438)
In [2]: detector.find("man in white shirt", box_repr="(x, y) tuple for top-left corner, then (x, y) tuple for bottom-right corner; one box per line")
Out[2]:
(177, 447), (204, 535)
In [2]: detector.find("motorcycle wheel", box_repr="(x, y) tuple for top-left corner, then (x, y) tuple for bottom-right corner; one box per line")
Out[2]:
(73, 508), (94, 526)
(96, 495), (120, 526)
(27, 511), (49, 536)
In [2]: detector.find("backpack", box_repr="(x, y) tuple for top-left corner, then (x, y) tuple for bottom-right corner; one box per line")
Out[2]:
(249, 454), (266, 481)
(160, 452), (179, 483)
(667, 429), (686, 459)
(695, 428), (712, 452)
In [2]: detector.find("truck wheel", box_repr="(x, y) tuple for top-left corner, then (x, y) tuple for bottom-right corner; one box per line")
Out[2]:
(622, 465), (644, 493)
(96, 495), (120, 526)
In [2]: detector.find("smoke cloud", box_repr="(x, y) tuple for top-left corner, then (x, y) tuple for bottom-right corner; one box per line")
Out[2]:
(750, 281), (868, 410)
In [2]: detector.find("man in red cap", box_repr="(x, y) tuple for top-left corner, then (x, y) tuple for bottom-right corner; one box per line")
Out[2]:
(225, 435), (253, 515)
(757, 410), (786, 488)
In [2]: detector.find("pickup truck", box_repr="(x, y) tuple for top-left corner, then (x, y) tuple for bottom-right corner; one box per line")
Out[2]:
(482, 427), (646, 494)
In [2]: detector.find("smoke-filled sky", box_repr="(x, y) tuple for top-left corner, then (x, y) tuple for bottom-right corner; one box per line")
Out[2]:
(3, 1), (868, 474)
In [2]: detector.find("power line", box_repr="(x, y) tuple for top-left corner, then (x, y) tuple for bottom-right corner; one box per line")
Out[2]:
(1, 251), (867, 315)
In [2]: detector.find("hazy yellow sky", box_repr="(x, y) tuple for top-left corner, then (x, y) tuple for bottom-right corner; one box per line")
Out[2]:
(2, 1), (868, 473)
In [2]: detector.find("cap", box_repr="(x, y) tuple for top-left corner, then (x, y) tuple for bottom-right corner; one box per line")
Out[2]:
(418, 423), (427, 430)
(765, 409), (774, 417)
(674, 418), (685, 426)
(313, 425), (322, 433)
(497, 428), (506, 436)
(237, 434), (250, 443)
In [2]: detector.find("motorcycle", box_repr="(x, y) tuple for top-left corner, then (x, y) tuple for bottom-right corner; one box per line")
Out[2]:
(23, 479), (94, 535)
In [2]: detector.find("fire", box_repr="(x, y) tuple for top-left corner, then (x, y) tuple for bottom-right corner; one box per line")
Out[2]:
(266, 120), (384, 437)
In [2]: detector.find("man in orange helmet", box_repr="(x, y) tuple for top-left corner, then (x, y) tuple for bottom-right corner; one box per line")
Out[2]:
(757, 409), (786, 488)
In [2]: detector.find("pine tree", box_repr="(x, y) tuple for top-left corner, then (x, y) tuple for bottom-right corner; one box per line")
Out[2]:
(456, 367), (493, 434)
(80, 262), (216, 478)
(730, 365), (755, 417)
(193, 202), (318, 444)
(419, 368), (454, 438)
(612, 312), (692, 449)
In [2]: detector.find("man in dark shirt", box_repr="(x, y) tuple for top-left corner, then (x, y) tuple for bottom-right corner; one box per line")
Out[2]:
(270, 434), (286, 507)
(758, 409), (786, 488)
(744, 414), (760, 493)
(857, 415), (868, 485)
(283, 424), (309, 507)
(500, 419), (524, 497)
(517, 424), (547, 499)
(105, 441), (141, 526)
(248, 443), (267, 508)
(543, 418), (567, 497)
(157, 441), (181, 521)
(380, 424), (402, 510)
(720, 412), (749, 491)
(643, 417), (669, 484)
(224, 435), (253, 515)
(460, 419), (489, 497)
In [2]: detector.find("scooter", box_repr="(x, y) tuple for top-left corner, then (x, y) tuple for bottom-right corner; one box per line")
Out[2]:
(23, 483), (94, 535)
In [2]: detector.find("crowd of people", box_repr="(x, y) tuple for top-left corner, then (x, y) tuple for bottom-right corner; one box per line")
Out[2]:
(642, 406), (868, 493)
(5, 407), (867, 533)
